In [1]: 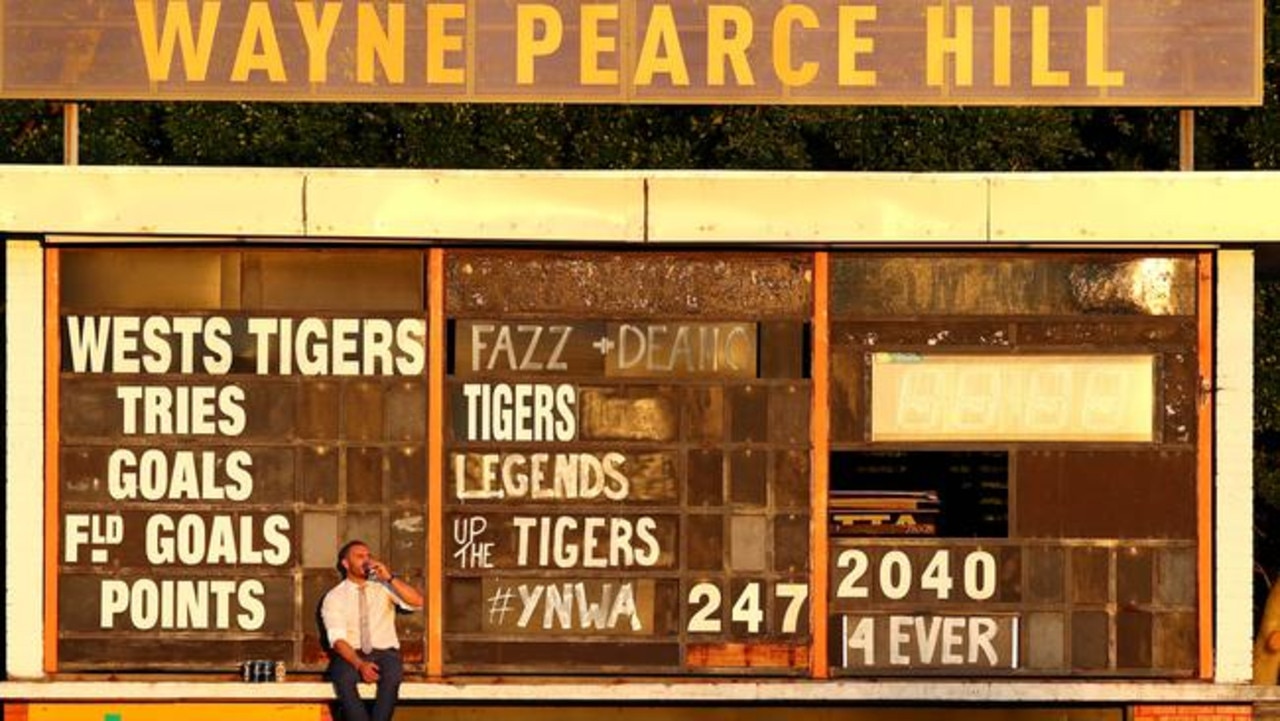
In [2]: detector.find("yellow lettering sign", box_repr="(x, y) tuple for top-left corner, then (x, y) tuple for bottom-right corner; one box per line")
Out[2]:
(992, 5), (1011, 86)
(517, 4), (564, 85)
(1031, 5), (1069, 87)
(427, 3), (467, 85)
(357, 1), (406, 84)
(581, 5), (620, 86)
(772, 4), (819, 87)
(133, 0), (222, 82)
(1086, 5), (1125, 88)
(294, 1), (342, 84)
(231, 2), (286, 82)
(837, 5), (876, 87)
(926, 4), (973, 87)
(635, 5), (690, 86)
(707, 5), (755, 87)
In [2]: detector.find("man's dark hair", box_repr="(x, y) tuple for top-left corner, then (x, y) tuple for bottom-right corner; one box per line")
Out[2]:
(336, 539), (368, 578)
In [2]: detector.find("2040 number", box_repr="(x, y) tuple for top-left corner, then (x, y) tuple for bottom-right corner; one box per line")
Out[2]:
(835, 548), (998, 602)
(687, 581), (809, 634)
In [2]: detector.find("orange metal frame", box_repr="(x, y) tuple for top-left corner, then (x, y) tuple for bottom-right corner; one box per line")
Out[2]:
(43, 248), (60, 673)
(810, 252), (830, 678)
(35, 246), (1214, 682)
(428, 248), (446, 677)
(1196, 251), (1214, 679)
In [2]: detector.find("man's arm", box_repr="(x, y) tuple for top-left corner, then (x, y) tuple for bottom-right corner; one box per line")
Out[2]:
(387, 575), (424, 609)
(332, 639), (379, 682)
(321, 590), (380, 682)
(368, 561), (424, 609)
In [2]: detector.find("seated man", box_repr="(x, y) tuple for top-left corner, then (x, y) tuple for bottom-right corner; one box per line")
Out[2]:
(321, 540), (424, 721)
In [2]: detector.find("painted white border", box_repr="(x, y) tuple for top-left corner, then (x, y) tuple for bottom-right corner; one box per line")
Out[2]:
(1215, 250), (1255, 683)
(5, 240), (45, 678)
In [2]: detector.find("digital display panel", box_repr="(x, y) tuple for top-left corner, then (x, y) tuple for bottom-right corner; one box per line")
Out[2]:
(870, 354), (1155, 442)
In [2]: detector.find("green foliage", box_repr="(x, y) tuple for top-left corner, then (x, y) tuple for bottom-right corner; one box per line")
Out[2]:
(1258, 281), (1280, 609)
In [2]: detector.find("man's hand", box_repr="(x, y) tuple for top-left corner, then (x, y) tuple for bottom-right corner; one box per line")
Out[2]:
(357, 659), (381, 683)
(367, 560), (392, 583)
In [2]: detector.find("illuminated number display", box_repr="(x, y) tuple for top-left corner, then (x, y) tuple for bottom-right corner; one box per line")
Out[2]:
(870, 354), (1156, 442)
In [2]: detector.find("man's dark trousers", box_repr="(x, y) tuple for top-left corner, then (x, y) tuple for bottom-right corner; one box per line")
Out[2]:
(328, 649), (404, 721)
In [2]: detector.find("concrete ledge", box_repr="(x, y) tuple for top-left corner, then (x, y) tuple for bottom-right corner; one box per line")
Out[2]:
(3, 681), (1280, 704)
(3, 167), (1280, 244)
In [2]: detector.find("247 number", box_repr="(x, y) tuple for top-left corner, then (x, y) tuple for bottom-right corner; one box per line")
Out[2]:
(686, 581), (809, 634)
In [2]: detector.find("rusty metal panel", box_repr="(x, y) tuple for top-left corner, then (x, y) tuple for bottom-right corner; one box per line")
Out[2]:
(1015, 318), (1198, 348)
(1024, 612), (1065, 670)
(760, 322), (807, 380)
(1015, 450), (1196, 540)
(1117, 547), (1154, 606)
(1153, 611), (1198, 671)
(831, 256), (1197, 317)
(1071, 611), (1110, 671)
(728, 384), (769, 443)
(579, 386), (680, 442)
(1117, 611), (1154, 669)
(773, 450), (810, 510)
(447, 252), (812, 318)
(686, 515), (725, 572)
(443, 253), (811, 675)
(686, 450), (724, 508)
(769, 384), (811, 445)
(1025, 546), (1064, 604)
(1071, 547), (1111, 605)
(728, 450), (767, 507)
(684, 386), (726, 444)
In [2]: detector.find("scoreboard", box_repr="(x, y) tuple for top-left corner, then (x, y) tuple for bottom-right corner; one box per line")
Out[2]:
(52, 248), (1201, 677)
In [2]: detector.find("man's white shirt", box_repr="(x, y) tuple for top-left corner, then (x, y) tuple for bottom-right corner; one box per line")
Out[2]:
(322, 578), (417, 651)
